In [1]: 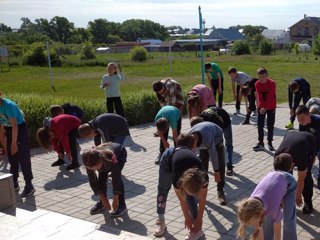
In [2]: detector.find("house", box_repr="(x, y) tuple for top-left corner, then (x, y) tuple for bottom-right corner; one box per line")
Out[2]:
(262, 29), (291, 49)
(289, 14), (320, 42)
(204, 28), (245, 42)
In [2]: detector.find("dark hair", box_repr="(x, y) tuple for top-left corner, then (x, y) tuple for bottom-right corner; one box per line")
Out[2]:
(36, 127), (52, 149)
(82, 148), (113, 169)
(289, 81), (299, 92)
(204, 63), (212, 70)
(78, 123), (94, 138)
(241, 86), (250, 97)
(190, 116), (204, 127)
(152, 81), (164, 92)
(227, 67), (237, 74)
(177, 133), (194, 149)
(274, 153), (293, 172)
(187, 95), (200, 108)
(50, 105), (64, 118)
(295, 105), (309, 115)
(156, 117), (169, 133)
(256, 67), (268, 75)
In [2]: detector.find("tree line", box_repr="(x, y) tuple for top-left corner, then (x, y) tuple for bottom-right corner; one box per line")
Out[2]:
(0, 17), (169, 45)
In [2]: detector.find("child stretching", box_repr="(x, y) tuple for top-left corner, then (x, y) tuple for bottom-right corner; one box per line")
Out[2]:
(82, 142), (127, 217)
(36, 114), (81, 170)
(100, 62), (125, 117)
(237, 153), (297, 240)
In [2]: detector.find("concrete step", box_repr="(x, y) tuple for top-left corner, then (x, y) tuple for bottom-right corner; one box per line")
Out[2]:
(0, 207), (152, 240)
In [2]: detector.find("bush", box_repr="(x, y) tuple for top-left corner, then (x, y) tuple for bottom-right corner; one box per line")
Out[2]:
(313, 34), (320, 56)
(258, 39), (273, 55)
(7, 91), (160, 147)
(22, 43), (47, 66)
(130, 46), (148, 61)
(231, 40), (251, 55)
(80, 44), (96, 60)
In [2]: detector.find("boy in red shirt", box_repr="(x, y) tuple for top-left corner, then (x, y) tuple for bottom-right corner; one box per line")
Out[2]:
(36, 114), (81, 170)
(253, 67), (276, 152)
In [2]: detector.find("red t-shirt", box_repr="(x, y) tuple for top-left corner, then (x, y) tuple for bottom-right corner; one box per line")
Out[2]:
(50, 114), (80, 154)
(255, 79), (276, 110)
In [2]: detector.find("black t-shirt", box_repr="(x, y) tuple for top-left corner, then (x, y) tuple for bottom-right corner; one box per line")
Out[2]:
(299, 114), (320, 150)
(171, 148), (208, 188)
(200, 106), (231, 129)
(275, 131), (316, 171)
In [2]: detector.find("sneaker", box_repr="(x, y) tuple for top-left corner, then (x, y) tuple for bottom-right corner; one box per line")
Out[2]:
(154, 219), (167, 237)
(185, 229), (205, 240)
(111, 206), (128, 218)
(51, 158), (65, 167)
(285, 122), (294, 130)
(302, 203), (313, 214)
(155, 153), (162, 165)
(253, 142), (264, 151)
(14, 182), (20, 192)
(226, 166), (234, 176)
(21, 185), (35, 198)
(217, 191), (226, 206)
(242, 119), (250, 125)
(234, 110), (240, 115)
(252, 111), (257, 116)
(153, 132), (159, 137)
(65, 163), (80, 170)
(90, 201), (104, 215)
(317, 178), (320, 190)
(268, 142), (275, 151)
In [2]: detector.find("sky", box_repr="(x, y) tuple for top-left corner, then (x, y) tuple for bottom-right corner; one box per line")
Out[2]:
(1, 0), (320, 30)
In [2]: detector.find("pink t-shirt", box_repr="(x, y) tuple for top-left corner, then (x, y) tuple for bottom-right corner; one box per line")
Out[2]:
(188, 84), (215, 117)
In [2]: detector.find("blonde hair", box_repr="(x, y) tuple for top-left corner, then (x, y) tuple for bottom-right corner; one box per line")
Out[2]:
(237, 198), (264, 240)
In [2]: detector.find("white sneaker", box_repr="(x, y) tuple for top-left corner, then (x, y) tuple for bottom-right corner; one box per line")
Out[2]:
(154, 219), (166, 237)
(185, 229), (205, 240)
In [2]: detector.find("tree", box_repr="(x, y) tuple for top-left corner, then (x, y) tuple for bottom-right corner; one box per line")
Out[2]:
(258, 38), (273, 55)
(232, 40), (251, 55)
(88, 18), (120, 44)
(20, 17), (35, 31)
(49, 16), (75, 43)
(71, 28), (91, 44)
(0, 23), (12, 32)
(313, 34), (320, 56)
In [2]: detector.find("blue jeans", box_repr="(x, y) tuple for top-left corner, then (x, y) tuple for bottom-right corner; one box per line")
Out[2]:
(317, 151), (320, 179)
(223, 125), (233, 168)
(262, 172), (297, 240)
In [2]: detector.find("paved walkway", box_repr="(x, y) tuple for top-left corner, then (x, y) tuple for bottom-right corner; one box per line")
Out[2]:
(1, 104), (320, 240)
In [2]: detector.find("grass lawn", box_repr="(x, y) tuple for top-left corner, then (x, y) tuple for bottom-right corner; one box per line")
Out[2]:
(1, 50), (320, 103)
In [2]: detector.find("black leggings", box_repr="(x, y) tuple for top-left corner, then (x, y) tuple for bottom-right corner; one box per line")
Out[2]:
(211, 78), (224, 108)
(257, 109), (275, 143)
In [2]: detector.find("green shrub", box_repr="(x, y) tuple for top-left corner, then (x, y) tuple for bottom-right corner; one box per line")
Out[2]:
(232, 40), (251, 55)
(80, 44), (96, 60)
(313, 34), (320, 56)
(258, 39), (273, 55)
(7, 91), (159, 147)
(22, 43), (47, 66)
(130, 46), (148, 61)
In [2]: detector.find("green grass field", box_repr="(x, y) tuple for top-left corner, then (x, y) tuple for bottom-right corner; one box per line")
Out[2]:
(1, 50), (320, 103)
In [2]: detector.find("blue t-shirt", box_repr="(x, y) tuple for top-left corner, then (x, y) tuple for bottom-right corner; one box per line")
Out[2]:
(155, 106), (180, 129)
(0, 98), (25, 126)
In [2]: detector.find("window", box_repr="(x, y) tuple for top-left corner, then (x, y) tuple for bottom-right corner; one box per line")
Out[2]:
(314, 28), (319, 36)
(297, 28), (302, 36)
(304, 27), (309, 36)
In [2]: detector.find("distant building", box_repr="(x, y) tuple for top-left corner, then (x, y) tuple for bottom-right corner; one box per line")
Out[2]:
(204, 28), (245, 42)
(289, 14), (320, 42)
(262, 29), (291, 49)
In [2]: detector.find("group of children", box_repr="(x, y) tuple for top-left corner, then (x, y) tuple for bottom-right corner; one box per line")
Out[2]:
(0, 60), (319, 240)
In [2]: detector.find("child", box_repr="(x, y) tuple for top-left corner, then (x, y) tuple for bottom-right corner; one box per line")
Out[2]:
(154, 105), (180, 164)
(237, 153), (297, 240)
(0, 95), (35, 197)
(36, 114), (81, 170)
(306, 97), (320, 114)
(50, 103), (85, 122)
(253, 67), (276, 152)
(78, 113), (130, 146)
(82, 142), (127, 216)
(227, 67), (252, 115)
(240, 78), (259, 124)
(187, 84), (215, 119)
(204, 62), (224, 108)
(100, 62), (125, 117)
(188, 120), (226, 205)
(285, 77), (311, 130)
(154, 146), (208, 239)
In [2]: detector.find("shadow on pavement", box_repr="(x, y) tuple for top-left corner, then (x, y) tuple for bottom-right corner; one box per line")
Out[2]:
(297, 208), (320, 239)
